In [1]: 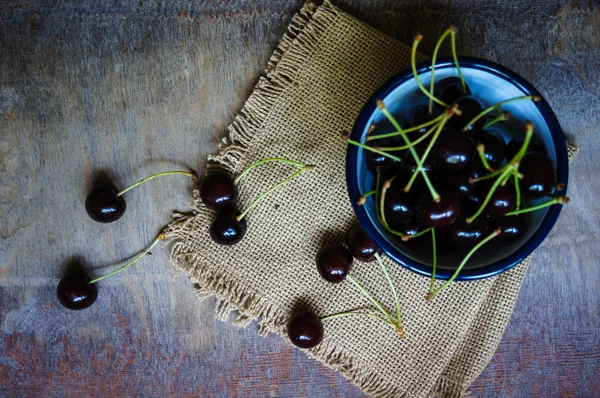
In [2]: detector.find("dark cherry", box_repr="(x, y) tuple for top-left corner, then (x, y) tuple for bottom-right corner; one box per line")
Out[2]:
(316, 244), (352, 283)
(401, 148), (435, 174)
(418, 192), (461, 228)
(447, 96), (485, 132)
(518, 152), (556, 199)
(477, 181), (516, 217)
(434, 77), (471, 109)
(437, 162), (483, 197)
(498, 214), (529, 241)
(505, 136), (546, 160)
(347, 226), (378, 262)
(402, 218), (428, 239)
(57, 267), (98, 310)
(209, 208), (247, 245)
(366, 119), (404, 174)
(200, 172), (238, 210)
(446, 212), (489, 248)
(433, 128), (474, 171)
(287, 310), (324, 349)
(384, 178), (417, 230)
(85, 184), (127, 223)
(478, 130), (506, 169)
(404, 105), (440, 146)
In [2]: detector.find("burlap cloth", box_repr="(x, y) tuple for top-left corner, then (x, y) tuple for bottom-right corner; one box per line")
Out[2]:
(165, 1), (579, 397)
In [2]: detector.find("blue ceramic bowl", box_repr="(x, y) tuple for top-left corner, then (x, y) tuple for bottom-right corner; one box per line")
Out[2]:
(346, 56), (569, 280)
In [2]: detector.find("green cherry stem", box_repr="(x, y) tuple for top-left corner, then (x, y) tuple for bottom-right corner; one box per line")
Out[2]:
(347, 139), (404, 162)
(506, 196), (570, 216)
(236, 165), (312, 222)
(377, 99), (440, 202)
(508, 122), (534, 166)
(450, 28), (466, 94)
(467, 167), (514, 224)
(117, 171), (197, 196)
(375, 252), (403, 331)
(320, 311), (396, 327)
(357, 190), (376, 206)
(477, 144), (496, 172)
(373, 121), (440, 151)
(347, 275), (396, 325)
(483, 111), (511, 129)
(428, 228), (437, 294)
(367, 113), (444, 142)
(89, 233), (165, 284)
(411, 34), (449, 108)
(428, 28), (454, 114)
(427, 229), (501, 301)
(462, 96), (540, 132)
(514, 170), (522, 210)
(234, 158), (306, 185)
(378, 177), (408, 240)
(402, 227), (432, 242)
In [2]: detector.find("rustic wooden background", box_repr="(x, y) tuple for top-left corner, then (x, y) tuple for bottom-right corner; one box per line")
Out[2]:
(1, 0), (598, 396)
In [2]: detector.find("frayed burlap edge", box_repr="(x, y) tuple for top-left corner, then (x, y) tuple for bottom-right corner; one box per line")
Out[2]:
(164, 1), (581, 397)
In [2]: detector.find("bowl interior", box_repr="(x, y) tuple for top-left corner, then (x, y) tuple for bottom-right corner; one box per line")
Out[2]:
(348, 58), (568, 279)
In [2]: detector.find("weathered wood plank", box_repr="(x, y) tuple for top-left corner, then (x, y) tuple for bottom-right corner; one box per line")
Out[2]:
(0, 0), (598, 396)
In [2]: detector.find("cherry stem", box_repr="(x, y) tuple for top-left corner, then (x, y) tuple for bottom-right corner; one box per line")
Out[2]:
(509, 122), (534, 166)
(428, 229), (501, 300)
(89, 234), (164, 284)
(347, 139), (403, 162)
(404, 111), (452, 195)
(320, 311), (396, 327)
(377, 99), (440, 202)
(506, 196), (569, 216)
(411, 34), (449, 108)
(357, 190), (376, 206)
(116, 171), (196, 196)
(347, 275), (396, 325)
(380, 179), (393, 227)
(462, 96), (538, 132)
(428, 228), (437, 294)
(378, 177), (408, 240)
(483, 111), (510, 129)
(429, 28), (453, 114)
(367, 113), (443, 141)
(402, 227), (432, 241)
(514, 170), (522, 210)
(477, 144), (496, 172)
(450, 29), (466, 94)
(467, 166), (514, 224)
(373, 121), (439, 151)
(375, 252), (403, 329)
(234, 158), (306, 185)
(236, 166), (311, 222)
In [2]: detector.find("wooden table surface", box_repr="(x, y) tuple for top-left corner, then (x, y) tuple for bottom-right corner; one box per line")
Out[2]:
(1, 0), (598, 396)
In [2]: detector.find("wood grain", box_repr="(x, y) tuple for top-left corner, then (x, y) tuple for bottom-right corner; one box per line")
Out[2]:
(0, 0), (598, 396)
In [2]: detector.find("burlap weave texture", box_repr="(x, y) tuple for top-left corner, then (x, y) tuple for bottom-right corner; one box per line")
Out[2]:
(166, 2), (579, 397)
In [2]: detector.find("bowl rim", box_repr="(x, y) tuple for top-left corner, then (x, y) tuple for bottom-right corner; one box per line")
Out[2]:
(346, 56), (569, 280)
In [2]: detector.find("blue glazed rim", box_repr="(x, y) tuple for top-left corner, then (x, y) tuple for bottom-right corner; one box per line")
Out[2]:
(346, 56), (569, 280)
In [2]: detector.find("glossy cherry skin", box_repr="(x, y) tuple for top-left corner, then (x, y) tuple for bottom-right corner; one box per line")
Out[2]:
(434, 77), (471, 109)
(478, 130), (506, 169)
(316, 244), (352, 283)
(477, 181), (516, 217)
(287, 310), (324, 349)
(402, 218), (429, 239)
(401, 149), (435, 174)
(209, 209), (247, 245)
(437, 162), (483, 197)
(365, 136), (402, 174)
(200, 172), (238, 210)
(418, 193), (461, 228)
(85, 184), (127, 223)
(505, 136), (546, 160)
(347, 226), (378, 262)
(434, 128), (474, 171)
(447, 96), (485, 133)
(57, 268), (98, 310)
(384, 179), (417, 230)
(498, 214), (529, 241)
(518, 152), (556, 199)
(445, 213), (489, 248)
(404, 105), (440, 146)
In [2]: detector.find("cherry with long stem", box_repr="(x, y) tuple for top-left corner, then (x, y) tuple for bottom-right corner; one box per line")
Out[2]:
(411, 34), (449, 108)
(427, 229), (501, 301)
(378, 175), (408, 240)
(116, 171), (197, 197)
(377, 99), (441, 202)
(461, 96), (540, 132)
(506, 196), (569, 216)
